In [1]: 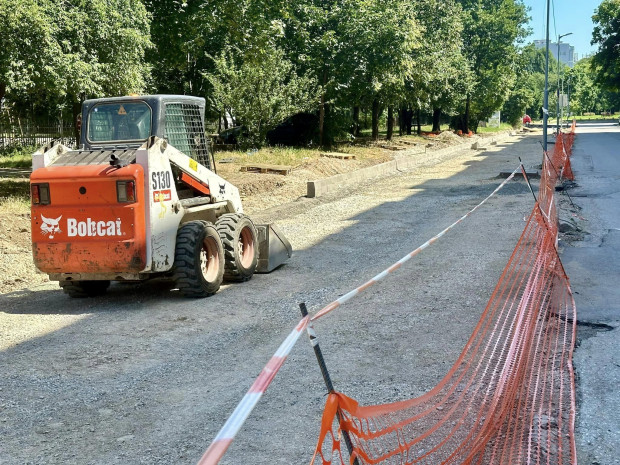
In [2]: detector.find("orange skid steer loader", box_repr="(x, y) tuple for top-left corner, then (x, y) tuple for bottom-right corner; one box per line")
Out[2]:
(30, 95), (292, 298)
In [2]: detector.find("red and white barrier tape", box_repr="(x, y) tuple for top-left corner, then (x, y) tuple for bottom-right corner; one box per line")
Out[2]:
(196, 165), (521, 464)
(311, 166), (520, 322)
(197, 316), (309, 465)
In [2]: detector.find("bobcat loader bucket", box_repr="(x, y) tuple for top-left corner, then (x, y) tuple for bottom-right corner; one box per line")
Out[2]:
(255, 223), (293, 273)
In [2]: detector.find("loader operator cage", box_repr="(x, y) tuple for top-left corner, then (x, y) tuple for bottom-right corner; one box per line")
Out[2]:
(81, 95), (212, 171)
(163, 103), (211, 168)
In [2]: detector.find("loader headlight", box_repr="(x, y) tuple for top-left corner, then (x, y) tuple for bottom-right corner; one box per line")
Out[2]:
(31, 183), (50, 205)
(117, 180), (136, 203)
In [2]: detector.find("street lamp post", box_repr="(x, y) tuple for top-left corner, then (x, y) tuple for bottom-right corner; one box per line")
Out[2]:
(557, 32), (573, 134)
(543, 0), (551, 152)
(567, 74), (572, 122)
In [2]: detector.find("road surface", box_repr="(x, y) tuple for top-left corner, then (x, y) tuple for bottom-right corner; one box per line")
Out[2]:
(1, 133), (549, 464)
(561, 121), (620, 465)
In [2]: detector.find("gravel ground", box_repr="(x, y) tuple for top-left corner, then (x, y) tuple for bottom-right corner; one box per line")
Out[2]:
(0, 132), (544, 464)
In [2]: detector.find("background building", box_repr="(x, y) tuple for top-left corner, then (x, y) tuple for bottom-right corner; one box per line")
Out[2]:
(534, 40), (576, 67)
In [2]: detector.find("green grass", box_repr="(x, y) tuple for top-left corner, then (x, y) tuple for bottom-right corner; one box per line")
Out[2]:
(0, 145), (36, 169)
(477, 123), (514, 133)
(358, 125), (435, 137)
(0, 181), (30, 204)
(571, 114), (618, 121)
(215, 146), (322, 167)
(215, 140), (394, 167)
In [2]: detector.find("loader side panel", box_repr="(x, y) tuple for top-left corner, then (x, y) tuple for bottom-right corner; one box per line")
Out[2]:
(31, 164), (147, 274)
(137, 146), (183, 272)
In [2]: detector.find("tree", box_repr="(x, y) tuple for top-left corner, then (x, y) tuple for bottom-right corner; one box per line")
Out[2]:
(454, 0), (529, 132)
(568, 57), (620, 115)
(280, 0), (359, 145)
(407, 0), (471, 134)
(0, 0), (151, 128)
(207, 46), (317, 147)
(341, 0), (420, 140)
(591, 0), (620, 92)
(55, 0), (152, 124)
(280, 0), (421, 144)
(0, 0), (63, 110)
(502, 44), (542, 125)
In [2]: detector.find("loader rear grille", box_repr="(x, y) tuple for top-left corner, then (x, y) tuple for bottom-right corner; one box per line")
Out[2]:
(164, 103), (211, 170)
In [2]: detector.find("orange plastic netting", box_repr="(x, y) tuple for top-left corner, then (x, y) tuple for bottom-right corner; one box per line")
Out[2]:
(312, 129), (578, 465)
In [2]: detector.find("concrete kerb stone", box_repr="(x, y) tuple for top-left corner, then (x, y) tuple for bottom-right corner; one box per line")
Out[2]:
(306, 159), (398, 198)
(307, 131), (515, 198)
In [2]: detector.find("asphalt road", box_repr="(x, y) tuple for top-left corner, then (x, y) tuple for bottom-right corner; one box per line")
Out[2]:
(1, 134), (544, 464)
(560, 121), (620, 465)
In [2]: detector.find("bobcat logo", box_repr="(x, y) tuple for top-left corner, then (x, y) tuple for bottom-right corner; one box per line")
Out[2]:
(40, 215), (62, 239)
(219, 183), (226, 195)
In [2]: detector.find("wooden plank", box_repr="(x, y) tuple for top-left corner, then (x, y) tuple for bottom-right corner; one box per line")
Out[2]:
(320, 152), (356, 160)
(240, 164), (292, 175)
(378, 144), (406, 151)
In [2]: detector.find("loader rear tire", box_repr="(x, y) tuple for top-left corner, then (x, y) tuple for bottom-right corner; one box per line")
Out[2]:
(216, 214), (258, 282)
(173, 221), (224, 298)
(60, 280), (110, 298)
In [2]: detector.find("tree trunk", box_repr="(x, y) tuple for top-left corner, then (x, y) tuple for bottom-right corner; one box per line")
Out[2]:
(416, 108), (422, 135)
(406, 109), (412, 135)
(386, 106), (394, 140)
(399, 107), (405, 136)
(318, 69), (328, 147)
(319, 91), (326, 146)
(432, 108), (442, 132)
(0, 82), (6, 112)
(352, 106), (360, 137)
(371, 98), (380, 140)
(464, 95), (471, 134)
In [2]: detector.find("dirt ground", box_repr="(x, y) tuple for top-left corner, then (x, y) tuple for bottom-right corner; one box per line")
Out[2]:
(0, 131), (492, 295)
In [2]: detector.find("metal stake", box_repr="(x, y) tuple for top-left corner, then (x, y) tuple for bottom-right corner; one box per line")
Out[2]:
(299, 303), (360, 465)
(519, 157), (538, 204)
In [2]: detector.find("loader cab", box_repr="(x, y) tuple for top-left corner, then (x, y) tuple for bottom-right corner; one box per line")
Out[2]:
(80, 95), (213, 170)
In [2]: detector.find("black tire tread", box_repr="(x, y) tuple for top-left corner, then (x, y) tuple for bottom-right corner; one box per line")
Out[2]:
(216, 214), (258, 282)
(173, 220), (223, 297)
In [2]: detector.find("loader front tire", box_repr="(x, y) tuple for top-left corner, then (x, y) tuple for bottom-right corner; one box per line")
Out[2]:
(60, 280), (110, 298)
(216, 214), (258, 282)
(173, 221), (224, 298)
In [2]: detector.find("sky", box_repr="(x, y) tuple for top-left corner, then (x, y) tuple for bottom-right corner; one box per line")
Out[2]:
(521, 0), (604, 59)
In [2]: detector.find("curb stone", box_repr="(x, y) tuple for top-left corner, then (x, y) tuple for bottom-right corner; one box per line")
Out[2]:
(307, 131), (515, 198)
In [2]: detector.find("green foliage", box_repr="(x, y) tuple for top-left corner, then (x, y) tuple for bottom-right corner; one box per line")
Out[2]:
(342, 0), (420, 104)
(591, 0), (620, 91)
(0, 0), (152, 115)
(0, 145), (37, 168)
(503, 83), (535, 126)
(0, 0), (63, 104)
(502, 45), (543, 125)
(455, 0), (530, 132)
(207, 46), (318, 147)
(3, 0), (610, 143)
(409, 0), (471, 115)
(568, 57), (620, 114)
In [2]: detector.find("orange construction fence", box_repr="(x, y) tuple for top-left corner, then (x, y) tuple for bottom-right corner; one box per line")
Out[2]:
(311, 125), (578, 465)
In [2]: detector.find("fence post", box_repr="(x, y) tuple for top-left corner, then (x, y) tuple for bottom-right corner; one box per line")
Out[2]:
(299, 303), (360, 465)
